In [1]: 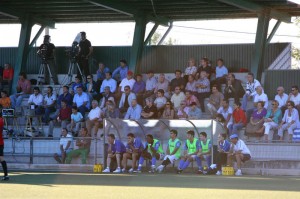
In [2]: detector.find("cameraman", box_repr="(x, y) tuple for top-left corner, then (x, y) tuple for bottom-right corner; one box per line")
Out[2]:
(38, 35), (59, 85)
(78, 32), (93, 77)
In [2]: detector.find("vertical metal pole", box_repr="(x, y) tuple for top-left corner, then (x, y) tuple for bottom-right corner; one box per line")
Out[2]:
(103, 119), (106, 167)
(30, 137), (33, 164)
(94, 137), (97, 165)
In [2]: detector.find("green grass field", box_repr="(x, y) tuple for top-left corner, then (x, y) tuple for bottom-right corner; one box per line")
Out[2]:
(1, 172), (299, 199)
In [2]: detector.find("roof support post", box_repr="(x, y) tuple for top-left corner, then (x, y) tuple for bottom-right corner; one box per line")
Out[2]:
(12, 15), (33, 94)
(130, 16), (147, 74)
(267, 20), (281, 43)
(251, 12), (270, 81)
(158, 21), (173, 45)
(144, 23), (159, 46)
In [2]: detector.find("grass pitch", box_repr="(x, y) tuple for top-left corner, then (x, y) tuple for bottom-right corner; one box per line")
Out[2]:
(0, 172), (299, 199)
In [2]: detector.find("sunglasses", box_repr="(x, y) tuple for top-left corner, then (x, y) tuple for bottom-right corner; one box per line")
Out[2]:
(166, 104), (170, 105)
(272, 103), (276, 105)
(87, 77), (91, 79)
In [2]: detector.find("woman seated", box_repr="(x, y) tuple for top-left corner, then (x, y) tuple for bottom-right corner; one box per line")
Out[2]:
(176, 100), (189, 119)
(245, 101), (267, 137)
(161, 100), (175, 119)
(263, 100), (282, 142)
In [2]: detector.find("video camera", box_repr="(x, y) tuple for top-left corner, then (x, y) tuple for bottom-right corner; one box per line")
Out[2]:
(65, 41), (79, 62)
(37, 44), (49, 61)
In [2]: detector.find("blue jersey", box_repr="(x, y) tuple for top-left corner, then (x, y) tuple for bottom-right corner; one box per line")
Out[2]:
(110, 139), (126, 154)
(126, 137), (144, 152)
(218, 139), (230, 152)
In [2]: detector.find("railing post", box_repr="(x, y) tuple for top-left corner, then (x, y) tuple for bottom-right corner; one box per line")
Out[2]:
(30, 137), (33, 164)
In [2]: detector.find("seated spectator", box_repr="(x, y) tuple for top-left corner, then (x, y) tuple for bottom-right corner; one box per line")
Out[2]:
(85, 100), (101, 137)
(242, 72), (261, 111)
(275, 86), (288, 113)
(169, 70), (186, 93)
(124, 99), (142, 120)
(207, 85), (224, 118)
(156, 130), (181, 173)
(119, 85), (136, 114)
(143, 70), (157, 102)
(154, 89), (167, 117)
(141, 97), (157, 119)
(66, 127), (91, 164)
(96, 62), (110, 86)
(197, 132), (212, 174)
(118, 70), (136, 94)
(43, 86), (57, 124)
(196, 57), (212, 80)
(224, 73), (245, 102)
(217, 99), (233, 130)
(100, 72), (117, 94)
(103, 103), (120, 119)
(278, 101), (299, 142)
(263, 100), (282, 142)
(154, 74), (170, 99)
(185, 90), (200, 107)
(286, 85), (300, 117)
(132, 74), (145, 105)
(48, 100), (71, 138)
(171, 86), (186, 110)
(99, 86), (114, 110)
(10, 72), (31, 109)
(112, 59), (128, 82)
(245, 101), (267, 137)
(85, 74), (98, 101)
(137, 134), (164, 173)
(228, 101), (246, 135)
(122, 133), (144, 173)
(72, 86), (90, 118)
(176, 100), (189, 119)
(215, 133), (231, 175)
(184, 58), (197, 81)
(57, 85), (73, 108)
(185, 75), (197, 95)
(188, 102), (202, 119)
(67, 106), (84, 136)
(227, 134), (251, 176)
(246, 86), (268, 122)
(0, 90), (11, 109)
(211, 58), (228, 91)
(161, 100), (175, 119)
(71, 76), (84, 95)
(103, 134), (126, 173)
(177, 130), (200, 174)
(195, 70), (210, 112)
(28, 87), (44, 115)
(1, 63), (14, 94)
(53, 128), (73, 164)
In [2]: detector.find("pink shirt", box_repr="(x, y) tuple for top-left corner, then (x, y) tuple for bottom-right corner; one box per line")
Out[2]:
(17, 79), (31, 94)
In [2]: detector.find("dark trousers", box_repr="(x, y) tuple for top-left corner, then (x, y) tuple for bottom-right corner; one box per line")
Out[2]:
(78, 57), (90, 77)
(197, 92), (210, 112)
(216, 152), (227, 171)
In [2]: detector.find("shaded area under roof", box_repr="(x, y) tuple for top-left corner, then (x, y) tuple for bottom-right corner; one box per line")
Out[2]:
(0, 0), (300, 27)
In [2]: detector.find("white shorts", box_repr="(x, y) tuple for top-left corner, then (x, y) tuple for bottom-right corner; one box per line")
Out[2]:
(164, 155), (179, 163)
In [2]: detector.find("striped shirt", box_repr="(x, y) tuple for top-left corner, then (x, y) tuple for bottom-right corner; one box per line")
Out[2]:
(196, 78), (210, 93)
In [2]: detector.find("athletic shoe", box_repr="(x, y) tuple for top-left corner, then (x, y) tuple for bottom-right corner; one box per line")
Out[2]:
(148, 166), (156, 173)
(235, 169), (242, 176)
(121, 168), (127, 173)
(102, 168), (110, 173)
(176, 169), (183, 174)
(113, 167), (122, 173)
(156, 165), (164, 173)
(133, 169), (141, 173)
(1, 176), (9, 181)
(216, 170), (222, 175)
(128, 168), (134, 173)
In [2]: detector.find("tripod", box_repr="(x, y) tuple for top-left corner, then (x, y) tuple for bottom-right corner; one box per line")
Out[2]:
(61, 59), (85, 86)
(37, 59), (55, 85)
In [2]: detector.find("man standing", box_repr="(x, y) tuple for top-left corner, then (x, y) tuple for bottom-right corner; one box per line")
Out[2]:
(0, 115), (9, 180)
(156, 130), (181, 173)
(78, 31), (93, 76)
(102, 134), (126, 173)
(38, 35), (59, 84)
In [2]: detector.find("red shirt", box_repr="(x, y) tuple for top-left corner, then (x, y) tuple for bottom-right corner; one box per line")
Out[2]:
(59, 107), (72, 121)
(232, 108), (247, 125)
(0, 117), (4, 145)
(3, 68), (14, 80)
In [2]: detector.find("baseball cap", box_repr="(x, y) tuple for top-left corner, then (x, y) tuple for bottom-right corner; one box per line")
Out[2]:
(229, 134), (238, 139)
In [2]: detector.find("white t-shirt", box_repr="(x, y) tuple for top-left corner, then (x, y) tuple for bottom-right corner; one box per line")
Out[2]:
(88, 106), (101, 120)
(44, 93), (57, 106)
(119, 78), (136, 92)
(232, 139), (251, 155)
(171, 92), (186, 109)
(254, 93), (268, 108)
(217, 106), (233, 122)
(275, 93), (288, 108)
(28, 93), (44, 106)
(60, 134), (73, 150)
(290, 93), (300, 106)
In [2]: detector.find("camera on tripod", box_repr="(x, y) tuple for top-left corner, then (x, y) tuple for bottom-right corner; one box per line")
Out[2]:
(37, 45), (49, 62)
(65, 41), (79, 63)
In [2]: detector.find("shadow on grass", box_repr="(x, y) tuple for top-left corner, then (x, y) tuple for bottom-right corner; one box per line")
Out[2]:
(2, 171), (300, 192)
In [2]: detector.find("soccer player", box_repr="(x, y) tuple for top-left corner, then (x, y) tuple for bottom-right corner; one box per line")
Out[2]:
(122, 133), (144, 173)
(0, 114), (9, 180)
(177, 130), (200, 174)
(196, 132), (212, 174)
(137, 134), (164, 173)
(102, 134), (126, 173)
(156, 129), (181, 173)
